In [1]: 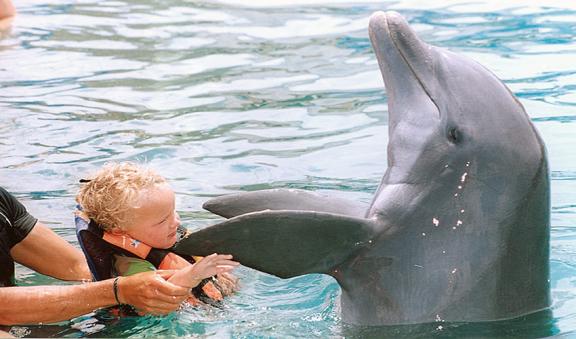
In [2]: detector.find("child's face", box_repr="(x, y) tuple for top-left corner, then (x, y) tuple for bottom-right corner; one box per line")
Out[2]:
(123, 184), (181, 249)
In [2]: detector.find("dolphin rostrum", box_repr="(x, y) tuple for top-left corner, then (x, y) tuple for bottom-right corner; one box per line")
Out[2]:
(175, 11), (550, 325)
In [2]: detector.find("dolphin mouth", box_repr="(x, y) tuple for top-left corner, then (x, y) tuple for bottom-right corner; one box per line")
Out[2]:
(368, 11), (440, 122)
(367, 11), (442, 184)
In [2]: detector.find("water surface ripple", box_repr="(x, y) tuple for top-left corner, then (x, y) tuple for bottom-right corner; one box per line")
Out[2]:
(1, 0), (575, 337)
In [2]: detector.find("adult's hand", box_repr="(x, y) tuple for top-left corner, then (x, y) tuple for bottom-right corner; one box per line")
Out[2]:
(117, 270), (190, 315)
(0, 271), (190, 325)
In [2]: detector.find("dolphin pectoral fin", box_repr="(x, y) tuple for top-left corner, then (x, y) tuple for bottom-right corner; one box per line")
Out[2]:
(173, 210), (376, 278)
(202, 189), (368, 219)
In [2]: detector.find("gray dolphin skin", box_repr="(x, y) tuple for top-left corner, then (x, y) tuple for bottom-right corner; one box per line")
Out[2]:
(175, 11), (550, 325)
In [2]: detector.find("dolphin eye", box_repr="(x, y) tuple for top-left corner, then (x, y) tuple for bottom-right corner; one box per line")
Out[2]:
(448, 127), (460, 143)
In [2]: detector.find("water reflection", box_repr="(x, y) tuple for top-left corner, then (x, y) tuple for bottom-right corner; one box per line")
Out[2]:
(1, 0), (575, 337)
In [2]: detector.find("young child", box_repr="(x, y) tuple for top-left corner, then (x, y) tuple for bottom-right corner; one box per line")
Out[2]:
(76, 162), (238, 307)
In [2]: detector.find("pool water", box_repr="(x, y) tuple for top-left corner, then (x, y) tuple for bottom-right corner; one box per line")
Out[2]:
(1, 0), (575, 337)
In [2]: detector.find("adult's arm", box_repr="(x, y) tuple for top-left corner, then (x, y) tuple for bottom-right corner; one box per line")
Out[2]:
(0, 0), (14, 19)
(0, 270), (190, 325)
(11, 221), (92, 281)
(0, 0), (15, 31)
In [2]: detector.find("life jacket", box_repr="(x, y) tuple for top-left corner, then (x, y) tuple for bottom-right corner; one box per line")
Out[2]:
(74, 208), (224, 306)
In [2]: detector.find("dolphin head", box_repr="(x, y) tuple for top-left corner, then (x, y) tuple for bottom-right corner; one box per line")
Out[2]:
(367, 11), (546, 220)
(368, 11), (544, 181)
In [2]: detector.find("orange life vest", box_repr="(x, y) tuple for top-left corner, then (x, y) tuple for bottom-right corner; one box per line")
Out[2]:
(101, 231), (223, 305)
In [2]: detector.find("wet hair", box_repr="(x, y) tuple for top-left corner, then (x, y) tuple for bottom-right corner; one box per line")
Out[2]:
(76, 162), (167, 232)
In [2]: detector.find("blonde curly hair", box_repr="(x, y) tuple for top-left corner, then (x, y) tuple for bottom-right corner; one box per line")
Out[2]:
(77, 162), (167, 232)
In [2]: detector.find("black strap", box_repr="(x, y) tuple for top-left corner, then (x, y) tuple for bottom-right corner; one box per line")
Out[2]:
(144, 249), (170, 268)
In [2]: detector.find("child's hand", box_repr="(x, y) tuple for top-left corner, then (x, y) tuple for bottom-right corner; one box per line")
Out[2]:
(214, 271), (238, 296)
(191, 253), (239, 281)
(168, 253), (239, 289)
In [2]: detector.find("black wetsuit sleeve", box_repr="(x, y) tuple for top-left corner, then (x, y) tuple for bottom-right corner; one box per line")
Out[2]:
(0, 187), (38, 249)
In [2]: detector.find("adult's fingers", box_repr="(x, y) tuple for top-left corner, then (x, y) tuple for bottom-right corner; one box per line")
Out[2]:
(132, 282), (186, 315)
(154, 270), (190, 297)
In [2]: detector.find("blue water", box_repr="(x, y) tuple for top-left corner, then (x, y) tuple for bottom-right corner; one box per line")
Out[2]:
(1, 0), (575, 337)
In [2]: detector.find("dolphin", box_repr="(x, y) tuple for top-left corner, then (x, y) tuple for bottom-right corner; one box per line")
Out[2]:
(174, 11), (550, 325)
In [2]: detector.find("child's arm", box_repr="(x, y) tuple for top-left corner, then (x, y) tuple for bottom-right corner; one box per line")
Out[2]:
(168, 253), (239, 289)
